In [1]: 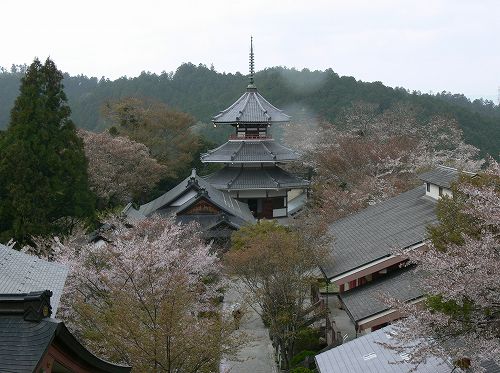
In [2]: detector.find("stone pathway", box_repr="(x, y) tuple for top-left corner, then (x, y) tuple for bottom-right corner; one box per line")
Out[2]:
(220, 282), (278, 373)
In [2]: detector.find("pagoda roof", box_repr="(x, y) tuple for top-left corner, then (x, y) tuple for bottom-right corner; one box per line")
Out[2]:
(204, 166), (310, 191)
(212, 88), (290, 124)
(201, 139), (299, 163)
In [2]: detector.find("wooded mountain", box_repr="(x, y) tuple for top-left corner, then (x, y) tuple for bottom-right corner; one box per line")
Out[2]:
(1, 63), (498, 157)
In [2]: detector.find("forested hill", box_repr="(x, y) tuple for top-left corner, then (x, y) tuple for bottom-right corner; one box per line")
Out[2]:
(0, 63), (498, 156)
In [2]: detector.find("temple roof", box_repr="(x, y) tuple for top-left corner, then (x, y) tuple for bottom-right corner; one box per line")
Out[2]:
(124, 169), (255, 225)
(321, 185), (438, 280)
(201, 139), (299, 163)
(212, 89), (290, 124)
(204, 166), (310, 191)
(419, 165), (476, 189)
(0, 244), (68, 315)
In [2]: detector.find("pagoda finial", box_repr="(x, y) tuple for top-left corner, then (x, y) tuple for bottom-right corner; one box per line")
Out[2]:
(248, 36), (255, 88)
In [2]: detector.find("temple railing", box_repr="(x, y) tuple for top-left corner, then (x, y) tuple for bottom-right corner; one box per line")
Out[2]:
(229, 134), (272, 140)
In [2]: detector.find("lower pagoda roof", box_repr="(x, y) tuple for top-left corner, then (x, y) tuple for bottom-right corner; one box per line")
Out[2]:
(201, 139), (299, 163)
(204, 166), (310, 191)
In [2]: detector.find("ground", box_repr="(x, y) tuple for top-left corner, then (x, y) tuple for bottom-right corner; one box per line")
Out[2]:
(220, 281), (278, 373)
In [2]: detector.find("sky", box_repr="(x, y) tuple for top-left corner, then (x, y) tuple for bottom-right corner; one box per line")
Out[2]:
(1, 0), (499, 102)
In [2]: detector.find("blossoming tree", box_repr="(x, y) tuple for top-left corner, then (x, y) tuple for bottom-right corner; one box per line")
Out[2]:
(55, 215), (242, 372)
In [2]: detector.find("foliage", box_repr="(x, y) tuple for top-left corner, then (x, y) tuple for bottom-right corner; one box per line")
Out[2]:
(225, 220), (328, 370)
(290, 350), (317, 368)
(294, 102), (483, 223)
(289, 367), (315, 373)
(385, 160), (500, 372)
(101, 97), (201, 181)
(53, 215), (242, 372)
(78, 129), (167, 208)
(1, 64), (498, 157)
(0, 58), (94, 246)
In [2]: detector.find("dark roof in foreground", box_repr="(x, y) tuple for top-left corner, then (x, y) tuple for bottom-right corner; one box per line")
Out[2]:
(340, 268), (423, 322)
(418, 165), (475, 189)
(315, 325), (453, 373)
(0, 317), (131, 373)
(201, 139), (299, 163)
(0, 291), (131, 373)
(321, 185), (438, 279)
(0, 244), (68, 314)
(212, 87), (290, 124)
(204, 166), (310, 190)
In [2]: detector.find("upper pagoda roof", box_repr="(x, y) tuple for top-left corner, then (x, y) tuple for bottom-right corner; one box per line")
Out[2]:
(212, 88), (290, 124)
(201, 139), (299, 163)
(212, 37), (290, 125)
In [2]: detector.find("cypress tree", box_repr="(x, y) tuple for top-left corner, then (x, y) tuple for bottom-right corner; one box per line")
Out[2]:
(0, 58), (94, 246)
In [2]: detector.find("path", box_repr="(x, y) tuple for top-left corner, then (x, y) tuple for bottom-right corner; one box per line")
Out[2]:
(220, 282), (278, 373)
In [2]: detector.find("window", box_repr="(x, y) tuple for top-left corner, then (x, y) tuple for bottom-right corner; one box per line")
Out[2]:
(439, 187), (443, 196)
(426, 182), (430, 192)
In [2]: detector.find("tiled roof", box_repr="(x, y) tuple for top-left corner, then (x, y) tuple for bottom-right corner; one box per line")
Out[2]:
(212, 88), (290, 124)
(0, 316), (58, 372)
(204, 166), (310, 190)
(0, 315), (131, 373)
(315, 325), (453, 373)
(321, 185), (438, 279)
(132, 169), (255, 224)
(0, 244), (68, 314)
(340, 268), (423, 322)
(418, 165), (475, 188)
(201, 140), (299, 163)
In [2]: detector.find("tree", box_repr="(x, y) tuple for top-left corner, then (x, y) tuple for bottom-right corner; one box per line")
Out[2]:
(78, 129), (167, 208)
(101, 98), (201, 181)
(0, 58), (94, 246)
(296, 102), (483, 223)
(55, 215), (242, 372)
(384, 160), (499, 371)
(225, 220), (328, 371)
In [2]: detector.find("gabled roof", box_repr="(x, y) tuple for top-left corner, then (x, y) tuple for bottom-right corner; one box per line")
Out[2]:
(315, 325), (454, 373)
(204, 166), (310, 190)
(132, 169), (255, 224)
(0, 244), (68, 314)
(212, 88), (290, 124)
(0, 291), (131, 373)
(340, 268), (423, 323)
(321, 185), (438, 280)
(201, 139), (299, 163)
(418, 165), (476, 189)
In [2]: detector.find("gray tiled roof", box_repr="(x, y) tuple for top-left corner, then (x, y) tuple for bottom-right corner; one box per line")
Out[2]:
(0, 244), (68, 314)
(0, 316), (58, 372)
(418, 165), (475, 188)
(136, 170), (255, 223)
(201, 140), (299, 163)
(212, 88), (290, 124)
(0, 315), (131, 373)
(315, 325), (454, 373)
(204, 166), (310, 190)
(340, 268), (423, 322)
(322, 185), (438, 279)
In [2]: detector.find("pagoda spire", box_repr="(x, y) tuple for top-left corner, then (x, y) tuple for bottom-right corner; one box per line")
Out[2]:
(248, 36), (255, 89)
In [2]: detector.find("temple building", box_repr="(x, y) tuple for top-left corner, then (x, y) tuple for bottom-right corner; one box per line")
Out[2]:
(201, 38), (309, 219)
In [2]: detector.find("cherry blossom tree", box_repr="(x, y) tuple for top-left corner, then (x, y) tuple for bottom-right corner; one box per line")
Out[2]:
(52, 215), (242, 372)
(384, 160), (499, 372)
(79, 129), (167, 207)
(291, 102), (483, 222)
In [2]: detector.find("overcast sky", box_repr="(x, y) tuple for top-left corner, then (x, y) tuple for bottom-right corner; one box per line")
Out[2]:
(2, 0), (499, 101)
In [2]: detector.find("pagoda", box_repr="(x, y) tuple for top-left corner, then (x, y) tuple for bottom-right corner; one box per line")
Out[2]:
(202, 38), (309, 219)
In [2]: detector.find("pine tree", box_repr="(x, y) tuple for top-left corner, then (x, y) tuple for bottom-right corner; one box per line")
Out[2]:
(0, 58), (94, 246)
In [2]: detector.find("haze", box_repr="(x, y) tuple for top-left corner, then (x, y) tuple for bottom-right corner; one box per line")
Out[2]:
(2, 0), (499, 101)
